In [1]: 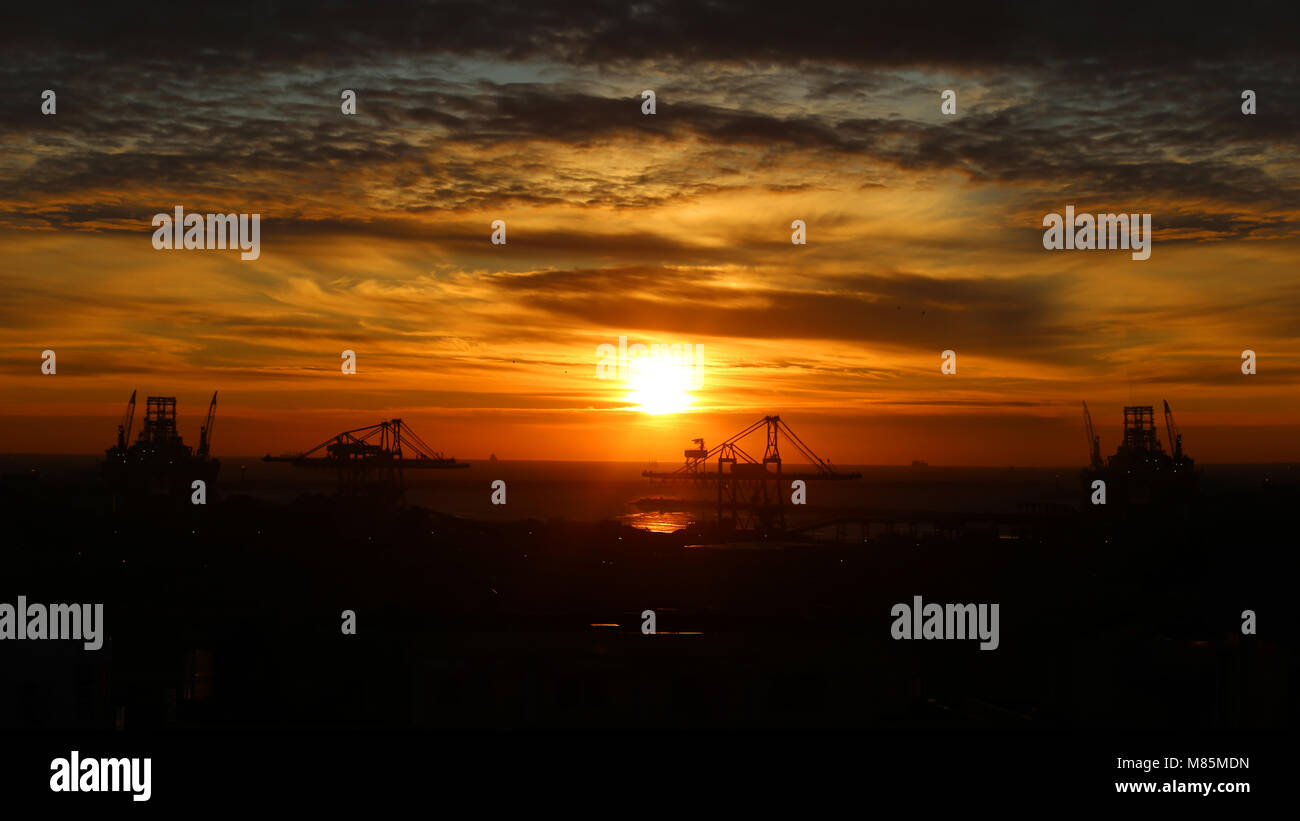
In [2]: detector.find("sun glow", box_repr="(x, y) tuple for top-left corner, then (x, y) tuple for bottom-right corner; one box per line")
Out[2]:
(627, 358), (695, 414)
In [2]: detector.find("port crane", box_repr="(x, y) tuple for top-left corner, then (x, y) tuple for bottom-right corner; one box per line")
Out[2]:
(1082, 401), (1103, 469)
(265, 418), (467, 502)
(643, 415), (860, 530)
(197, 392), (217, 459)
(115, 390), (137, 450)
(1162, 400), (1182, 461)
(648, 415), (859, 481)
(683, 438), (708, 473)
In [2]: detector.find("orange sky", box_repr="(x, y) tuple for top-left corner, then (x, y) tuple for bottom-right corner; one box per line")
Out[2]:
(2, 24), (1298, 465)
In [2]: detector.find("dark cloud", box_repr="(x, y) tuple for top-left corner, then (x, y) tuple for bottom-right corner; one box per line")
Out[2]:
(481, 265), (1092, 362)
(3, 64), (1296, 236)
(6, 1), (1298, 70)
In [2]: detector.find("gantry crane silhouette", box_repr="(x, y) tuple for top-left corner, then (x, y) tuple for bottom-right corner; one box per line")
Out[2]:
(265, 418), (466, 503)
(643, 415), (860, 530)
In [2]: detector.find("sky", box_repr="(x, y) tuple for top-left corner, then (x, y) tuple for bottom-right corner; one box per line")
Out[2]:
(1, 2), (1298, 464)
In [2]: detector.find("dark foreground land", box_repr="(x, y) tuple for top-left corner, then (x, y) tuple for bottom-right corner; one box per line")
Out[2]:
(1, 471), (1294, 735)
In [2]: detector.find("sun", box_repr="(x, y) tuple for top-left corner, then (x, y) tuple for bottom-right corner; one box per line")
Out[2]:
(627, 357), (695, 414)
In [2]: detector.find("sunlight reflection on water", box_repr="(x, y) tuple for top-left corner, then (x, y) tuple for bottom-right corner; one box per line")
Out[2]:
(617, 510), (697, 533)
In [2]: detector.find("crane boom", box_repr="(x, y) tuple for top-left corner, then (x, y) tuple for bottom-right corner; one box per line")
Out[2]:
(117, 390), (137, 448)
(1082, 401), (1102, 469)
(198, 391), (218, 458)
(1162, 399), (1182, 460)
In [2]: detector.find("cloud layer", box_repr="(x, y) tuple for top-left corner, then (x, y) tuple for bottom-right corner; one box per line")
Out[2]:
(2, 3), (1298, 462)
